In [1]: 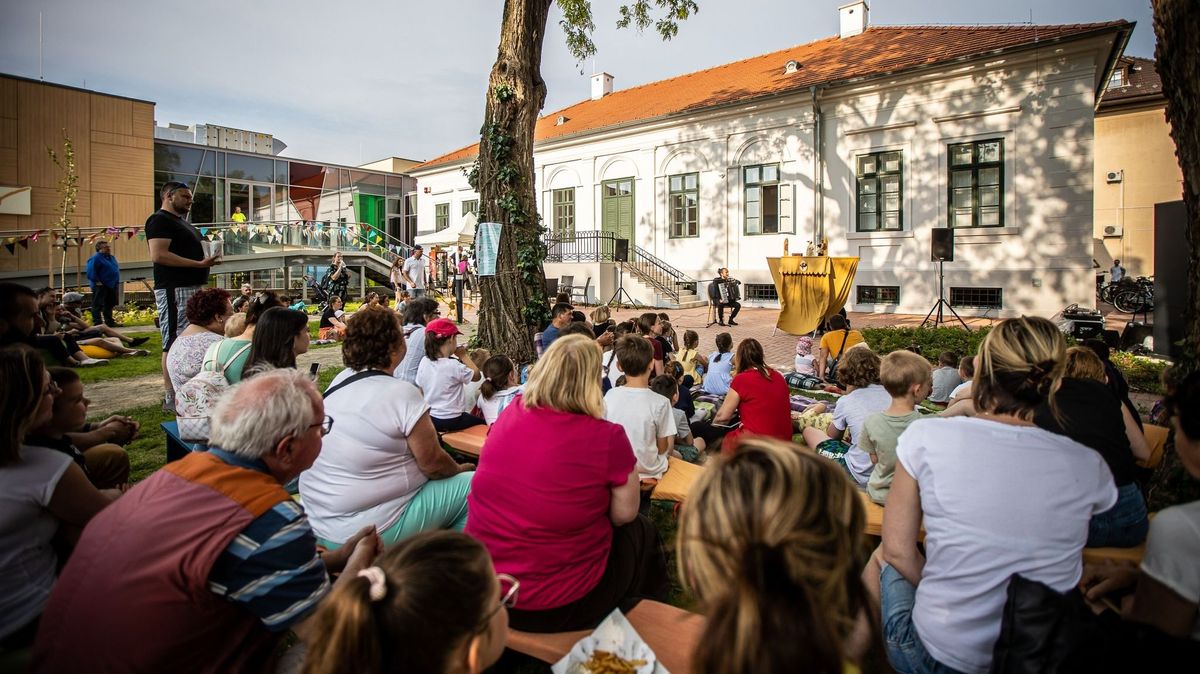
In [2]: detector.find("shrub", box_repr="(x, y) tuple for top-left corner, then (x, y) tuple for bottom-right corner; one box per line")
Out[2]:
(1109, 351), (1169, 394)
(112, 305), (158, 326)
(861, 326), (991, 362)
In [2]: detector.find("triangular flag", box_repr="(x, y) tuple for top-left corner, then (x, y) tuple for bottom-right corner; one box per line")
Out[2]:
(31, 230), (43, 242)
(4, 243), (14, 254)
(200, 227), (209, 236)
(126, 229), (137, 239)
(18, 238), (29, 249)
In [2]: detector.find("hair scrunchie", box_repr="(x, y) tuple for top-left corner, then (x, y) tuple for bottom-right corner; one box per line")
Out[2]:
(357, 566), (388, 602)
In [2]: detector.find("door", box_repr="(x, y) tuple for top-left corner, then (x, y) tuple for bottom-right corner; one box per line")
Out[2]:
(601, 178), (635, 259)
(228, 181), (274, 224)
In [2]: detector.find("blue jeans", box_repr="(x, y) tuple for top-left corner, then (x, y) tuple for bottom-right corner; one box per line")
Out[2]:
(410, 288), (426, 298)
(1087, 483), (1149, 548)
(880, 564), (967, 674)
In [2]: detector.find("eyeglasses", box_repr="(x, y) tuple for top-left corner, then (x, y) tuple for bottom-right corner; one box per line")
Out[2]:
(476, 574), (519, 632)
(309, 415), (334, 436)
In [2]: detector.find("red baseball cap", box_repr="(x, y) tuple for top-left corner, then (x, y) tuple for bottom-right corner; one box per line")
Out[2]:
(425, 317), (462, 338)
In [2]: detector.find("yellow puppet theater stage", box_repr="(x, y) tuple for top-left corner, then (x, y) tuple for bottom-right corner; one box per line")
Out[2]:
(766, 256), (859, 335)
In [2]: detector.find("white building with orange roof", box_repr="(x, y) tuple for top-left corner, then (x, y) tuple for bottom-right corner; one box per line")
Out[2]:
(410, 3), (1134, 317)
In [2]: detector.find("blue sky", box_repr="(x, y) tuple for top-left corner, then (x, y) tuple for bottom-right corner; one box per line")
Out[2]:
(0, 0), (1154, 166)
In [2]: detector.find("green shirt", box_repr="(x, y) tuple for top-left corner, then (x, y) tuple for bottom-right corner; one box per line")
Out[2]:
(863, 410), (924, 505)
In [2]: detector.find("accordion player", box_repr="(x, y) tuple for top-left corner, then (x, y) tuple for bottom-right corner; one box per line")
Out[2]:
(708, 268), (742, 326)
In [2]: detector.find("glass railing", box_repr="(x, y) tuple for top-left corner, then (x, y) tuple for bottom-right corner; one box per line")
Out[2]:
(189, 220), (414, 261)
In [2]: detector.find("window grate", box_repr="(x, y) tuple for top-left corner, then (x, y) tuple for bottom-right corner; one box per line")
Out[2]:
(857, 285), (900, 305)
(950, 287), (1003, 309)
(744, 284), (778, 301)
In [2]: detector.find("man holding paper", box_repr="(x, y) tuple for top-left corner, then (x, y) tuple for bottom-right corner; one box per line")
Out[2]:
(146, 181), (220, 409)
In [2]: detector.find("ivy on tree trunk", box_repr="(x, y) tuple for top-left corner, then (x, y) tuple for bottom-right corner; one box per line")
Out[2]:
(471, 0), (556, 364)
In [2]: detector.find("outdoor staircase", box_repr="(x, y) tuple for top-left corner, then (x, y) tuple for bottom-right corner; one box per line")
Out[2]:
(543, 231), (703, 309)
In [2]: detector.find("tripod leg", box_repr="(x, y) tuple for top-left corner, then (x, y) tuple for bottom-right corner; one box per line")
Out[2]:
(944, 301), (971, 331)
(921, 301), (938, 328)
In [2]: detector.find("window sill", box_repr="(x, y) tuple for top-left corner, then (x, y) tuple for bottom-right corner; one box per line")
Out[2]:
(742, 231), (796, 237)
(845, 230), (913, 240)
(952, 226), (1019, 238)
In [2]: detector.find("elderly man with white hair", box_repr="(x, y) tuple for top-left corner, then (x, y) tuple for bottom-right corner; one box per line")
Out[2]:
(34, 369), (382, 673)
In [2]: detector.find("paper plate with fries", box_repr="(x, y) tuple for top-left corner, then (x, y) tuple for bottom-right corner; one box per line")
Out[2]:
(551, 609), (665, 674)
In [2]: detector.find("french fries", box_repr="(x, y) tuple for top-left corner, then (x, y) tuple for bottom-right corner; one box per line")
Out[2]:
(583, 649), (647, 673)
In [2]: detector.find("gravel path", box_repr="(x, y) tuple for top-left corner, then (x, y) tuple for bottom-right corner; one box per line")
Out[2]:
(88, 346), (347, 417)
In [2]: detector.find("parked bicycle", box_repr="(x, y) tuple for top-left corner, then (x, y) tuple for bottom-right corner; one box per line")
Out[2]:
(1111, 276), (1155, 314)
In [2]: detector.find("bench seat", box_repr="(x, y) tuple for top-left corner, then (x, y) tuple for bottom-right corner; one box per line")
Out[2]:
(440, 425), (489, 458)
(506, 600), (704, 673)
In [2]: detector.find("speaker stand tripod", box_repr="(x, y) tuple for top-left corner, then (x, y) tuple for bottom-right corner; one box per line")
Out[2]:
(921, 258), (970, 330)
(607, 264), (640, 309)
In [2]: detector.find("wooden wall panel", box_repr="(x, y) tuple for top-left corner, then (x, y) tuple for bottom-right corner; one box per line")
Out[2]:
(90, 191), (114, 227)
(0, 78), (15, 118)
(91, 143), (152, 195)
(0, 117), (16, 149)
(131, 102), (155, 138)
(90, 130), (153, 150)
(0, 148), (16, 184)
(16, 81), (94, 192)
(90, 96), (133, 136)
(113, 193), (153, 263)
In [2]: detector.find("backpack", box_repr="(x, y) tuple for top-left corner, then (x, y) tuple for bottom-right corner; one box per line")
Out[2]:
(176, 341), (252, 443)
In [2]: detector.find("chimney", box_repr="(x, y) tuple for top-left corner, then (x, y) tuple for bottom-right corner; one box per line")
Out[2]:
(839, 1), (869, 39)
(591, 72), (613, 101)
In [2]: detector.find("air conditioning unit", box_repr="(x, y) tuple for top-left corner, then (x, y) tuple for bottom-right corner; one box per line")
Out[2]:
(1106, 170), (1123, 184)
(1103, 224), (1123, 237)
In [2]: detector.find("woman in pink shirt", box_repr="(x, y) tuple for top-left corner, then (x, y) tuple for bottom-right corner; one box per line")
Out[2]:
(466, 334), (668, 632)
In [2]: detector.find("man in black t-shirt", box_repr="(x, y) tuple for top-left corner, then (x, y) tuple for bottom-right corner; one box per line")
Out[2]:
(146, 181), (219, 409)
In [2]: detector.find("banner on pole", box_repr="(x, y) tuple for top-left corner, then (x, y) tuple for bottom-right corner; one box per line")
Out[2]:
(476, 222), (502, 277)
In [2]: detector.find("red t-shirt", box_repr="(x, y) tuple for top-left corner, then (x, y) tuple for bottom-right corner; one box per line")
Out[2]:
(725, 368), (793, 449)
(465, 397), (636, 610)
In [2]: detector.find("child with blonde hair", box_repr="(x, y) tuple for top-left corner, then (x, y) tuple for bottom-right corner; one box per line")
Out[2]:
(864, 350), (932, 504)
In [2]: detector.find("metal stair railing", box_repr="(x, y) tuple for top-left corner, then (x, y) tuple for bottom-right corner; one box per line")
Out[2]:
(544, 230), (697, 303)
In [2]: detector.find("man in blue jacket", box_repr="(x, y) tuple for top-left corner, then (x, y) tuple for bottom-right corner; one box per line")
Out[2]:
(86, 240), (121, 327)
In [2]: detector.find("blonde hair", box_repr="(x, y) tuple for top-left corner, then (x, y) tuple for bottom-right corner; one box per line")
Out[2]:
(880, 350), (932, 397)
(1063, 346), (1105, 383)
(974, 316), (1066, 419)
(223, 311), (247, 338)
(522, 334), (605, 418)
(679, 437), (885, 673)
(589, 305), (611, 324)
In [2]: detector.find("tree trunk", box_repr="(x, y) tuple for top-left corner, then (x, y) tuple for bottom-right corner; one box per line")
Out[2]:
(1153, 0), (1200, 377)
(1144, 0), (1200, 511)
(475, 0), (554, 363)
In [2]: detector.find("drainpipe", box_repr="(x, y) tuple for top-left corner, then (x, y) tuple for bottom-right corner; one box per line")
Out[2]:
(810, 85), (825, 243)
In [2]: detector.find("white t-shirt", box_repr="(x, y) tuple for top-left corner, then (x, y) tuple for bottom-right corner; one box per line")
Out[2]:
(0, 445), (72, 639)
(604, 386), (676, 479)
(1140, 500), (1200, 640)
(948, 380), (972, 401)
(601, 350), (624, 389)
(395, 324), (426, 384)
(416, 356), (475, 419)
(299, 371), (432, 543)
(402, 256), (426, 289)
(794, 354), (816, 375)
(897, 417), (1117, 674)
(479, 385), (524, 425)
(834, 384), (893, 484)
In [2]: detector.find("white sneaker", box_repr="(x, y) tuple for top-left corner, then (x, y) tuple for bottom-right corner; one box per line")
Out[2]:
(77, 357), (109, 367)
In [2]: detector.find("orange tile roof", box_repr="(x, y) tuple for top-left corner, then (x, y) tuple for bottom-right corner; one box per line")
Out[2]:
(414, 22), (1130, 172)
(1099, 56), (1163, 109)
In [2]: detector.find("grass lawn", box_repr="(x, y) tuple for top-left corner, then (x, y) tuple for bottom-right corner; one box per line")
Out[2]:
(75, 331), (163, 384)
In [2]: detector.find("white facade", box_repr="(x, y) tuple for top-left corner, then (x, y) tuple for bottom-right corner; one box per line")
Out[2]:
(412, 33), (1120, 317)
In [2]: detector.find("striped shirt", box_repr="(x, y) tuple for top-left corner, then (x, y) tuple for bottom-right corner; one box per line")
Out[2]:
(205, 449), (330, 631)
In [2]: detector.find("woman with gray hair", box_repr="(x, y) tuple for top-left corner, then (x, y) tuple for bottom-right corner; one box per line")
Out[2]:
(300, 306), (474, 549)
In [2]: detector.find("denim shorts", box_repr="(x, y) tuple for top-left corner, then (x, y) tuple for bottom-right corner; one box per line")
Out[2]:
(879, 563), (967, 674)
(1087, 482), (1149, 548)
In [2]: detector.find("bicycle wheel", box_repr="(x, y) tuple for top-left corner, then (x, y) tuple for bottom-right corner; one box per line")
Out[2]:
(1112, 288), (1144, 313)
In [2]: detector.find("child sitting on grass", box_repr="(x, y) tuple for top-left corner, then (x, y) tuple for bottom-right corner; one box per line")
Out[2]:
(676, 329), (707, 385)
(651, 374), (705, 463)
(928, 350), (962, 405)
(802, 346), (891, 485)
(864, 350), (932, 504)
(604, 335), (676, 480)
(794, 336), (816, 375)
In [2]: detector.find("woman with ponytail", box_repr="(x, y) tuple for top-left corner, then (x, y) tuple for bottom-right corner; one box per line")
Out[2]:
(867, 316), (1118, 674)
(301, 531), (510, 674)
(678, 437), (888, 673)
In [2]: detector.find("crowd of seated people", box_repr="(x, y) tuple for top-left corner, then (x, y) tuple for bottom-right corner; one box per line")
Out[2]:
(5, 278), (1199, 674)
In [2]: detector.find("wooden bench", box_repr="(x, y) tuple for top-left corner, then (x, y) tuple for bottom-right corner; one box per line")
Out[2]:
(861, 491), (1148, 565)
(440, 425), (489, 458)
(506, 600), (705, 673)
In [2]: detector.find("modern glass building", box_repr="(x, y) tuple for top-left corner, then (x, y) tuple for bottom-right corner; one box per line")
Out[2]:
(152, 140), (417, 243)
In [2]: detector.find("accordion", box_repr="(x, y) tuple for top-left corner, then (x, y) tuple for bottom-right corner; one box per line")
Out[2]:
(709, 278), (741, 304)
